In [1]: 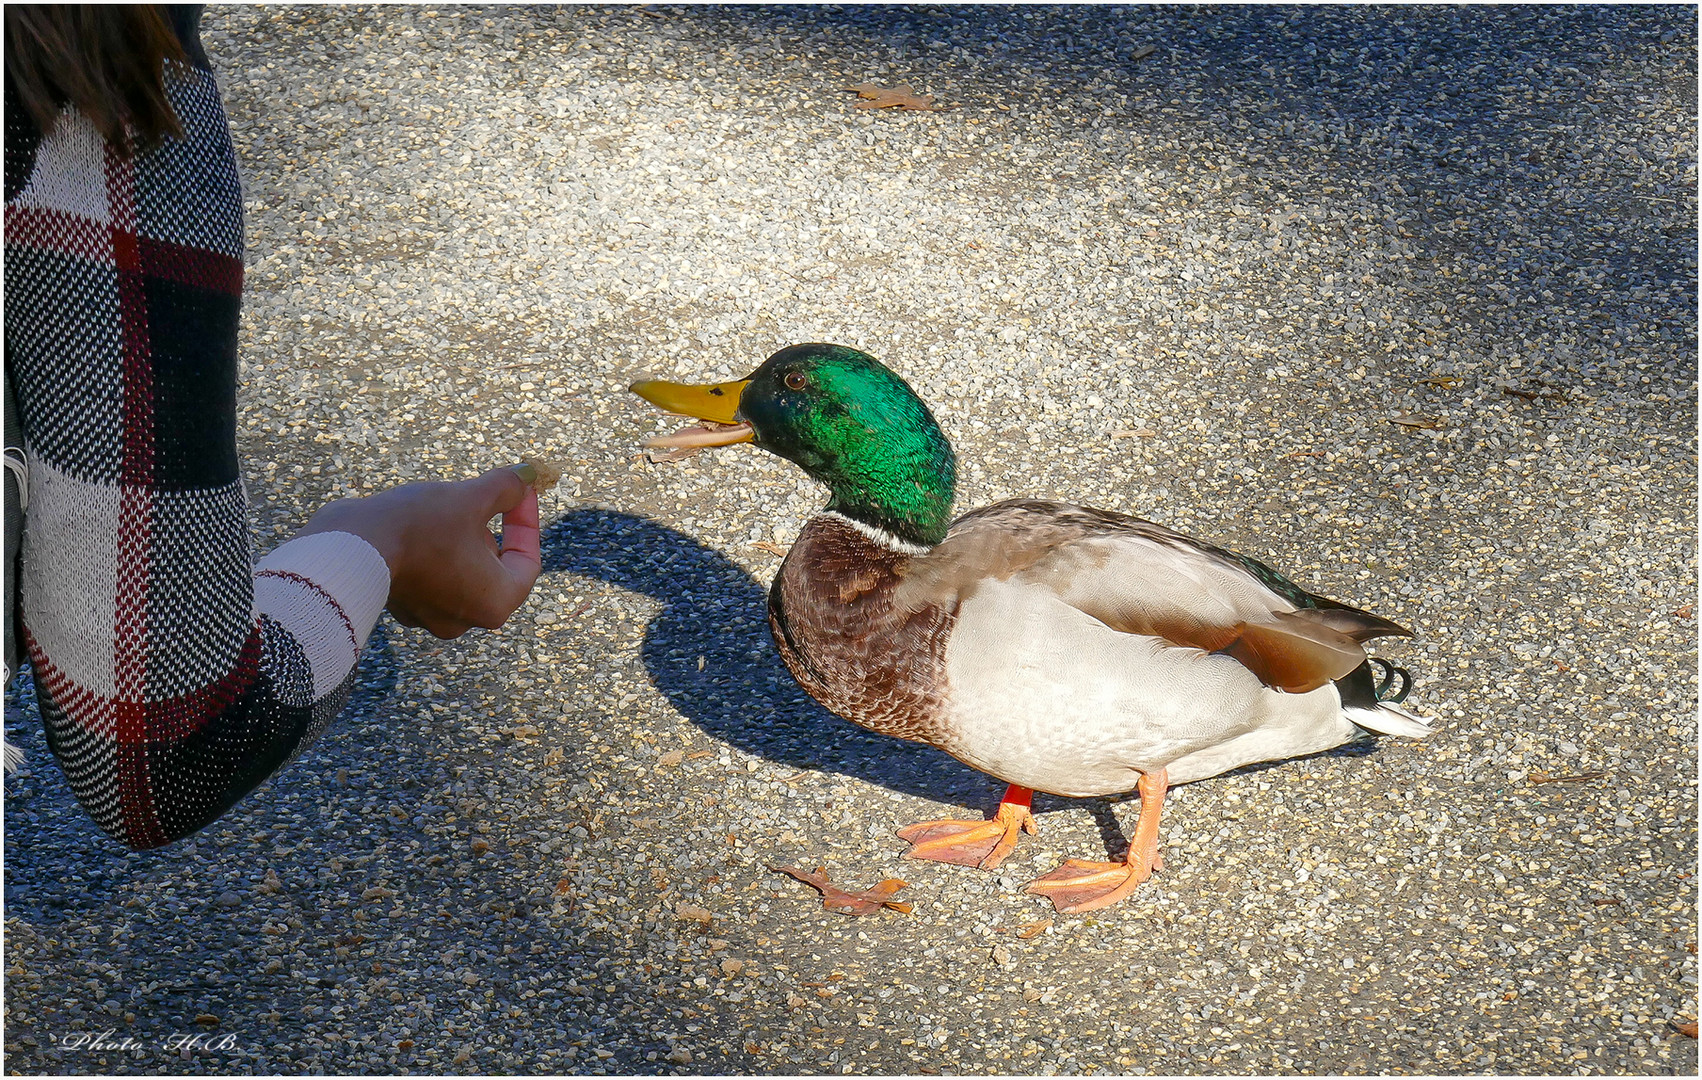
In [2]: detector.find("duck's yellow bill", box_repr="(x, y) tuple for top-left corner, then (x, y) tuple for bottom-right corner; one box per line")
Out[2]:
(629, 378), (754, 461)
(630, 379), (749, 425)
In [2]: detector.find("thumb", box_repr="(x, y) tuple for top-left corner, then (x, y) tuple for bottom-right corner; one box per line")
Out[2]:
(466, 464), (534, 519)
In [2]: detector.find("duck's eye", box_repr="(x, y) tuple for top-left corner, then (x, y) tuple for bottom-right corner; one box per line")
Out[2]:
(784, 371), (808, 390)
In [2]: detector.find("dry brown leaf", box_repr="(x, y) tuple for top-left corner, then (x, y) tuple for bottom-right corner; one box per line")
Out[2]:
(770, 864), (912, 916)
(1388, 413), (1443, 430)
(1421, 375), (1462, 389)
(1017, 918), (1053, 939)
(751, 540), (791, 557)
(1130, 44), (1157, 61)
(1503, 387), (1566, 402)
(1671, 1018), (1698, 1038)
(1528, 770), (1608, 785)
(846, 82), (938, 111)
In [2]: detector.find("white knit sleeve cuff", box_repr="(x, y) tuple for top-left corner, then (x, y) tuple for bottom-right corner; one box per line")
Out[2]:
(254, 531), (391, 700)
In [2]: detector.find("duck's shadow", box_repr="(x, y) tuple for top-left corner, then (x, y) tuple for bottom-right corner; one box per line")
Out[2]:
(540, 509), (1001, 809)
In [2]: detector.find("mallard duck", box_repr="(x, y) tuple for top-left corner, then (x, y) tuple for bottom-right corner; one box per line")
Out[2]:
(630, 344), (1431, 913)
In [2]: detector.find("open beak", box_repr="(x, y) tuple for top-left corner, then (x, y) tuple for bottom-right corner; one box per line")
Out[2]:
(629, 378), (754, 462)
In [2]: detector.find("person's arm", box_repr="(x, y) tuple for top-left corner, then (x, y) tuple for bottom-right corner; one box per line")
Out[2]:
(5, 46), (538, 849)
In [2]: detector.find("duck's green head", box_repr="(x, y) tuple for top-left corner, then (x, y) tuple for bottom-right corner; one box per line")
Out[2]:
(631, 344), (957, 546)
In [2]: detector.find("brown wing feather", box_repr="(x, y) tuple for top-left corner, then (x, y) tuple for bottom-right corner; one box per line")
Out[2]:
(1218, 612), (1367, 693)
(1069, 604), (1366, 694)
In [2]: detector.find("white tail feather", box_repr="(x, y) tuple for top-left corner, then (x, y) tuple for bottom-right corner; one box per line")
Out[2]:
(1345, 702), (1434, 740)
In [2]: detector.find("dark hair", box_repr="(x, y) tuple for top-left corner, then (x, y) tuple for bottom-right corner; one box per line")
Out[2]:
(3, 5), (187, 150)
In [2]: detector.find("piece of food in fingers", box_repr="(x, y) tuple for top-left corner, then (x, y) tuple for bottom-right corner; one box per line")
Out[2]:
(519, 457), (564, 495)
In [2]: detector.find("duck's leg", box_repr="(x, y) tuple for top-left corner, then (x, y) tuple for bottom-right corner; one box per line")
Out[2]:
(1027, 768), (1168, 914)
(896, 784), (1038, 870)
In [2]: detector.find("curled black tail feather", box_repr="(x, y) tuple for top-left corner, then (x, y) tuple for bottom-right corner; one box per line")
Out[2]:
(1368, 656), (1412, 703)
(1335, 657), (1415, 712)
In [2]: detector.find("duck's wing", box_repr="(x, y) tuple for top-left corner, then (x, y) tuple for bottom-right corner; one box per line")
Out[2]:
(895, 499), (1410, 695)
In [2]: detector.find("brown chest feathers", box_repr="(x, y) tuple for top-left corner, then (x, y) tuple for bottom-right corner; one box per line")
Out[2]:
(766, 515), (956, 744)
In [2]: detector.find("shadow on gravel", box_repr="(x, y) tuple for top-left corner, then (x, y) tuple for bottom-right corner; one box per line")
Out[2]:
(540, 507), (1005, 811)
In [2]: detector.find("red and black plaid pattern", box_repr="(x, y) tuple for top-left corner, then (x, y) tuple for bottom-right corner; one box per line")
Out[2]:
(5, 50), (387, 848)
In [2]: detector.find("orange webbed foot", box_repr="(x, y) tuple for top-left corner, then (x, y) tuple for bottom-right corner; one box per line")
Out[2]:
(1027, 769), (1168, 914)
(897, 785), (1037, 870)
(1026, 853), (1156, 913)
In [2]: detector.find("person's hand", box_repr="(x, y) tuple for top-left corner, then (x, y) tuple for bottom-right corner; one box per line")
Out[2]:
(298, 464), (543, 638)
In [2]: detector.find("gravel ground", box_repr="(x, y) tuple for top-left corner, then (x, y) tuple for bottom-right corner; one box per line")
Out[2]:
(4, 4), (1697, 1075)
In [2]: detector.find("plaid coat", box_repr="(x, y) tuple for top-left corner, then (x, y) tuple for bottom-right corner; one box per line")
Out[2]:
(4, 16), (389, 849)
